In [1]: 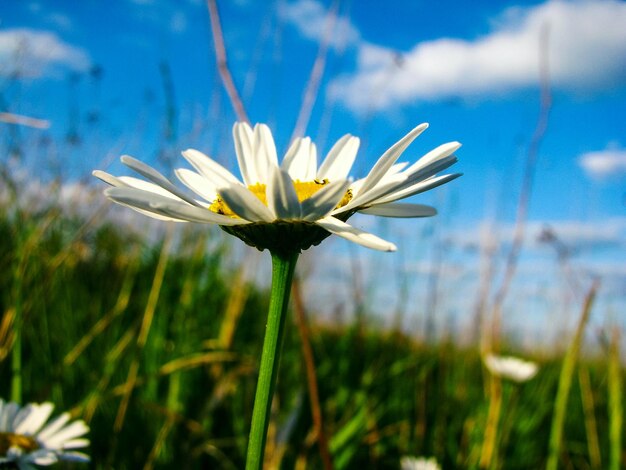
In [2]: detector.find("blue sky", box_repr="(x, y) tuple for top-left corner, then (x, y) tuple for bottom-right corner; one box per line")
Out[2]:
(1, 0), (625, 343)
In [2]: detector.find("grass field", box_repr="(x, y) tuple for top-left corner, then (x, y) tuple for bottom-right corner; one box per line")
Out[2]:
(0, 192), (622, 469)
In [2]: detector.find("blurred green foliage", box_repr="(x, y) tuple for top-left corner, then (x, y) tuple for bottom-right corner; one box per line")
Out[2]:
(0, 203), (621, 469)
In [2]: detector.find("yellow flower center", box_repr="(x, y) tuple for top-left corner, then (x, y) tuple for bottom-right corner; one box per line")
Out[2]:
(209, 179), (352, 218)
(0, 432), (40, 454)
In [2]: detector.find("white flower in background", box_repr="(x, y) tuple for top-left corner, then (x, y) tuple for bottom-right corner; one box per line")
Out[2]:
(0, 399), (90, 469)
(94, 122), (460, 253)
(400, 455), (441, 470)
(484, 354), (539, 383)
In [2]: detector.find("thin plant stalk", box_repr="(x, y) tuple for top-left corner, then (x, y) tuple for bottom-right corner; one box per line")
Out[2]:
(546, 280), (598, 470)
(292, 276), (334, 470)
(479, 375), (503, 469)
(578, 365), (601, 469)
(10, 308), (22, 403)
(487, 25), (552, 353)
(11, 232), (26, 403)
(607, 327), (622, 470)
(246, 250), (299, 470)
(206, 0), (249, 123)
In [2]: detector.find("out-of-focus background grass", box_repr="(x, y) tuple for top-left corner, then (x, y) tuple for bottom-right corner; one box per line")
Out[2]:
(0, 200), (621, 468)
(1, 0), (625, 468)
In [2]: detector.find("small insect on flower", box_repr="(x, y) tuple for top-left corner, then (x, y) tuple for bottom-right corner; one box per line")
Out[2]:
(94, 122), (461, 254)
(0, 399), (90, 469)
(483, 354), (539, 383)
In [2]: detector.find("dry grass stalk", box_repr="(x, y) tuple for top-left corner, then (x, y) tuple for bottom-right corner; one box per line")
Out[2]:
(292, 276), (334, 470)
(0, 111), (50, 129)
(207, 0), (249, 123)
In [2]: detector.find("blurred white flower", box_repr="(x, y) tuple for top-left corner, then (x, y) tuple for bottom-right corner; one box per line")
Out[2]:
(400, 455), (441, 470)
(95, 122), (460, 253)
(0, 399), (90, 469)
(484, 354), (539, 382)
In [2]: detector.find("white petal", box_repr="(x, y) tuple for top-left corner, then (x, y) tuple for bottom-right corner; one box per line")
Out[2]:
(359, 203), (437, 218)
(175, 168), (217, 203)
(93, 171), (188, 221)
(14, 403), (54, 435)
(58, 451), (90, 462)
(354, 123), (428, 198)
(0, 402), (20, 431)
(182, 149), (241, 187)
(301, 179), (351, 221)
(105, 187), (246, 225)
(12, 405), (36, 432)
(374, 173), (462, 205)
(39, 421), (89, 449)
(92, 170), (125, 187)
(124, 205), (184, 222)
(317, 135), (359, 181)
(282, 137), (317, 181)
(349, 154), (457, 211)
(117, 176), (183, 199)
(60, 438), (90, 449)
(120, 156), (202, 207)
(402, 154), (459, 187)
(403, 141), (461, 175)
(233, 122), (258, 185)
(95, 170), (177, 200)
(389, 162), (409, 174)
(305, 142), (317, 180)
(26, 450), (58, 465)
(104, 188), (188, 222)
(335, 172), (407, 214)
(218, 184), (275, 222)
(347, 163), (409, 200)
(316, 216), (397, 252)
(253, 123), (279, 183)
(266, 167), (301, 219)
(37, 413), (70, 441)
(146, 199), (248, 225)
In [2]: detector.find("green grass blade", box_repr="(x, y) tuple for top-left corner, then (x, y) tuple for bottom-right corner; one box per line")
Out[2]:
(546, 281), (598, 470)
(607, 328), (622, 470)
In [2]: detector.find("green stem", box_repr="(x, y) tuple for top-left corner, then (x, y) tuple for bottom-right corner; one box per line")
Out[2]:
(546, 281), (598, 470)
(10, 314), (21, 403)
(245, 250), (298, 470)
(11, 251), (24, 404)
(607, 328), (622, 470)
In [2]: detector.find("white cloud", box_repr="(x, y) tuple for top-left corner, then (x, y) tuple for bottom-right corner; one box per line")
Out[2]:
(331, 0), (626, 112)
(579, 145), (626, 178)
(447, 218), (626, 253)
(279, 0), (360, 50)
(0, 28), (90, 78)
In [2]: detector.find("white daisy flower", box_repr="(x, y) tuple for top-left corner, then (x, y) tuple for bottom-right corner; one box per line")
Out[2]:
(0, 399), (90, 469)
(483, 354), (539, 383)
(94, 122), (460, 253)
(400, 455), (441, 470)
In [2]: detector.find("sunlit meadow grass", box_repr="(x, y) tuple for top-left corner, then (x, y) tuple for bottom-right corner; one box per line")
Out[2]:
(0, 195), (622, 469)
